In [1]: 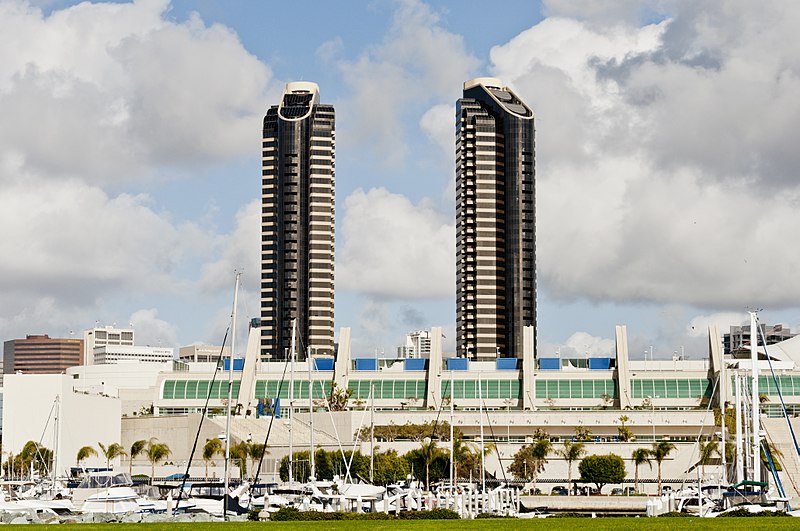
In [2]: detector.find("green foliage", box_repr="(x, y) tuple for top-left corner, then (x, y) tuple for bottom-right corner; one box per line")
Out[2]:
(76, 445), (98, 465)
(270, 507), (401, 521)
(279, 449), (370, 482)
(397, 508), (460, 519)
(404, 440), (449, 489)
(508, 439), (551, 481)
(98, 442), (126, 467)
(371, 421), (455, 442)
(718, 508), (788, 518)
(6, 441), (53, 477)
(574, 425), (592, 442)
(578, 454), (626, 493)
(327, 382), (353, 411)
(373, 449), (410, 485)
(651, 441), (676, 492)
(145, 438), (172, 482)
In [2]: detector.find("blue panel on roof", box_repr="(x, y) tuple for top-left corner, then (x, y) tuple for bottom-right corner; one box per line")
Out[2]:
(589, 358), (612, 370)
(496, 358), (519, 370)
(539, 358), (560, 370)
(354, 358), (378, 371)
(223, 358), (245, 371)
(313, 358), (335, 371)
(404, 358), (427, 371)
(446, 358), (469, 371)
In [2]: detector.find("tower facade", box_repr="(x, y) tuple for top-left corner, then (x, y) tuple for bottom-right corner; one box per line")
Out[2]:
(456, 78), (535, 360)
(261, 82), (335, 360)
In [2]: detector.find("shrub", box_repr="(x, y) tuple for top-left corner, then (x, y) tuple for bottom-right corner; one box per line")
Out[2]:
(718, 508), (788, 518)
(397, 508), (460, 519)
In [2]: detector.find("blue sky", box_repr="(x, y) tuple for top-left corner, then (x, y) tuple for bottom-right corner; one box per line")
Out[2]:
(2, 0), (800, 360)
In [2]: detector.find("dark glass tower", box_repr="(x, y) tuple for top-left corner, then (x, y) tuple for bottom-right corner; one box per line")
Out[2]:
(456, 77), (535, 360)
(261, 82), (335, 360)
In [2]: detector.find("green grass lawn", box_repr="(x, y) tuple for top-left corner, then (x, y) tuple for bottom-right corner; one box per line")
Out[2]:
(27, 518), (800, 531)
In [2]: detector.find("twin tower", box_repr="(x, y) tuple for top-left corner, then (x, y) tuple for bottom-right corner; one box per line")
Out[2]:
(260, 78), (535, 361)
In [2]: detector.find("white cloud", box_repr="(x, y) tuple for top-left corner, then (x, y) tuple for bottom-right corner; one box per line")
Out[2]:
(0, 0), (272, 184)
(335, 0), (479, 167)
(337, 188), (455, 299)
(489, 6), (800, 311)
(687, 312), (748, 339)
(129, 308), (178, 347)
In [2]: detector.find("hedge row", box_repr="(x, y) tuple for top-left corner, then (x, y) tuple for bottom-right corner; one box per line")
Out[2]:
(269, 507), (460, 521)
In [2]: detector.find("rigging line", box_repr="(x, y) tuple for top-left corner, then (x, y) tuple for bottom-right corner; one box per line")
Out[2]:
(761, 428), (790, 505)
(253, 352), (291, 484)
(33, 398), (58, 477)
(679, 373), (720, 491)
(176, 327), (229, 507)
(346, 387), (372, 481)
(758, 325), (800, 458)
(480, 393), (508, 484)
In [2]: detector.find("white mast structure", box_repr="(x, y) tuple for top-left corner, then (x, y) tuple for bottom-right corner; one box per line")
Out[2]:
(308, 346), (315, 481)
(223, 270), (241, 519)
(749, 311), (761, 483)
(288, 319), (296, 483)
(449, 368), (454, 491)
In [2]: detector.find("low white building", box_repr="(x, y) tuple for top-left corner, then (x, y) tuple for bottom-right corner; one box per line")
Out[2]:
(93, 344), (173, 365)
(2, 374), (121, 472)
(83, 325), (134, 365)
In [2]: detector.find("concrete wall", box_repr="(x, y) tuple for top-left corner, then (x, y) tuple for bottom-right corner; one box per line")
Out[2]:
(2, 374), (121, 473)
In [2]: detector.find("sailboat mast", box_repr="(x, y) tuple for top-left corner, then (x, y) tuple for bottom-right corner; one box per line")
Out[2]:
(479, 372), (485, 496)
(288, 318), (296, 483)
(52, 395), (60, 489)
(223, 270), (240, 519)
(719, 357), (727, 483)
(749, 311), (761, 483)
(735, 372), (744, 482)
(308, 346), (315, 481)
(370, 382), (375, 482)
(449, 368), (454, 490)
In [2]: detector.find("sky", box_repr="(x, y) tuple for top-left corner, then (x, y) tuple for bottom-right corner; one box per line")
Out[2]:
(2, 0), (800, 361)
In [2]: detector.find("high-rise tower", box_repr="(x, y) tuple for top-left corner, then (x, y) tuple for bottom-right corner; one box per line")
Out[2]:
(456, 77), (535, 360)
(261, 82), (335, 360)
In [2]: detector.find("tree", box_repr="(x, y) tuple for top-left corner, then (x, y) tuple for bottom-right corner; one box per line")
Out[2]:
(578, 454), (626, 494)
(248, 443), (267, 480)
(452, 435), (480, 479)
(617, 416), (633, 442)
(327, 383), (353, 411)
(651, 441), (676, 494)
(698, 440), (719, 477)
(76, 445), (97, 468)
(404, 439), (449, 490)
(202, 438), (223, 479)
(631, 448), (652, 492)
(14, 441), (52, 477)
(557, 441), (585, 493)
(145, 439), (172, 483)
(574, 425), (592, 442)
(129, 439), (148, 476)
(98, 442), (126, 469)
(373, 449), (410, 485)
(508, 439), (551, 492)
(229, 441), (251, 479)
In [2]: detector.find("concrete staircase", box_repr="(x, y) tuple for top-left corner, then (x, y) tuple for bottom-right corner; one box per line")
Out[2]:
(762, 417), (800, 507)
(205, 414), (342, 453)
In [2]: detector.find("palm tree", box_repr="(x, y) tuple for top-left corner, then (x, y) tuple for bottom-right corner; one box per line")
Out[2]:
(698, 440), (719, 477)
(631, 448), (652, 493)
(557, 441), (585, 494)
(651, 441), (676, 494)
(97, 442), (126, 469)
(508, 439), (552, 493)
(129, 439), (148, 476)
(248, 443), (267, 480)
(229, 441), (250, 479)
(76, 446), (97, 468)
(145, 439), (172, 483)
(202, 438), (223, 479)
